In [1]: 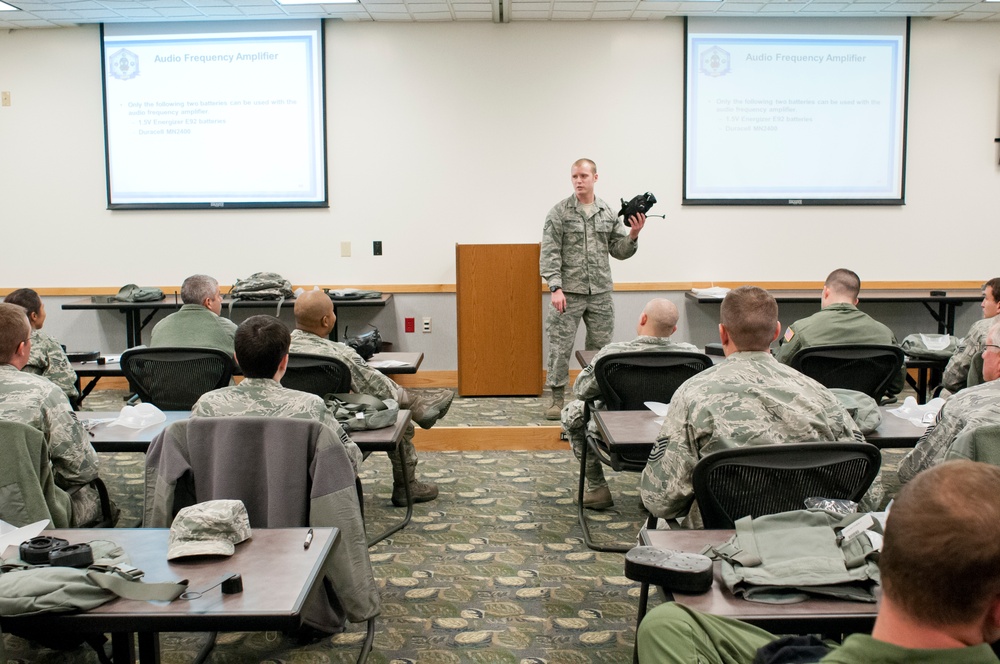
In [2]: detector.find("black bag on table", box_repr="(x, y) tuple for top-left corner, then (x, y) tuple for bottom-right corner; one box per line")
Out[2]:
(345, 325), (382, 361)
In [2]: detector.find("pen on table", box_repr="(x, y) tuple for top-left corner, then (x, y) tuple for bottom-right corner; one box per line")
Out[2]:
(304, 528), (314, 549)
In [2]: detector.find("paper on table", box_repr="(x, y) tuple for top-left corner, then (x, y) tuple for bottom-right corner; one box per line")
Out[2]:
(887, 396), (945, 427)
(691, 287), (731, 298)
(0, 519), (48, 557)
(645, 401), (669, 416)
(369, 360), (407, 368)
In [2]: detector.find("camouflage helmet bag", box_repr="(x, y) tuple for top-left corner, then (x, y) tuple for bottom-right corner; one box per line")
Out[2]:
(113, 284), (165, 303)
(167, 499), (252, 560)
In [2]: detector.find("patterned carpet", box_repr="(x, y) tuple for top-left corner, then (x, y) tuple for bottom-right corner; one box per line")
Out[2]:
(3, 389), (909, 663)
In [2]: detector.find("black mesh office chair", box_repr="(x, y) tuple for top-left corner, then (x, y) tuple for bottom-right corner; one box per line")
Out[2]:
(692, 441), (882, 529)
(280, 353), (353, 397)
(579, 351), (714, 552)
(788, 344), (905, 401)
(120, 347), (235, 411)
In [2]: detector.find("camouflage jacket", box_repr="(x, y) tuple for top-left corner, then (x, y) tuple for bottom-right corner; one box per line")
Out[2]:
(775, 303), (904, 397)
(898, 378), (1000, 484)
(540, 194), (637, 294)
(640, 352), (879, 527)
(24, 329), (79, 401)
(573, 336), (699, 403)
(289, 329), (398, 401)
(941, 316), (993, 393)
(0, 364), (99, 490)
(191, 378), (362, 470)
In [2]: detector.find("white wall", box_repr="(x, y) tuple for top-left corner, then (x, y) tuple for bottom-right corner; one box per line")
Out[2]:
(2, 19), (997, 366)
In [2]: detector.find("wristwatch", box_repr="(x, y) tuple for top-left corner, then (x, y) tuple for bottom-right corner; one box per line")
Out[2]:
(549, 285), (561, 292)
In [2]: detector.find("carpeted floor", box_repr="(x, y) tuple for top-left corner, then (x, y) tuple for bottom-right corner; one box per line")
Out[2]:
(3, 389), (909, 663)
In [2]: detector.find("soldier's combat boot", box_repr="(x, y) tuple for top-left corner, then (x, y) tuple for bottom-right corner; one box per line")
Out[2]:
(391, 462), (439, 507)
(402, 388), (457, 430)
(545, 386), (565, 421)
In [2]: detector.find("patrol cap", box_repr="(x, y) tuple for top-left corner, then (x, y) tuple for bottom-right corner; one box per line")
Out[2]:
(167, 500), (252, 560)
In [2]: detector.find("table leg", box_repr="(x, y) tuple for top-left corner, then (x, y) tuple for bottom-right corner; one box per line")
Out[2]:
(110, 631), (136, 663)
(367, 452), (413, 546)
(136, 631), (160, 664)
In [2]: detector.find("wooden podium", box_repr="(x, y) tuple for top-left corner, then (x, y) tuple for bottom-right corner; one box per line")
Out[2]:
(456, 244), (543, 396)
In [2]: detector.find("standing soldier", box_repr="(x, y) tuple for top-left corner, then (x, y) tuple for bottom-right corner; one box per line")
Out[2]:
(540, 158), (646, 419)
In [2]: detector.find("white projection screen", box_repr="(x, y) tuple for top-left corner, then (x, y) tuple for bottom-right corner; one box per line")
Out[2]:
(684, 17), (909, 206)
(102, 20), (327, 209)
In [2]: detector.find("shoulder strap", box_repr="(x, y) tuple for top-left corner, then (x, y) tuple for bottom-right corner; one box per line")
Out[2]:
(86, 569), (188, 601)
(330, 393), (387, 411)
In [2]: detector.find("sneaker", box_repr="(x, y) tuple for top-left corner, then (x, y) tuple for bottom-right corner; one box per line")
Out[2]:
(582, 485), (614, 510)
(392, 480), (439, 507)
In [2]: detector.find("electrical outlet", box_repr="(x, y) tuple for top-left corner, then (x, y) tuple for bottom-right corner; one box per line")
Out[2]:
(1, 92), (10, 107)
(340, 242), (351, 257)
(373, 241), (382, 256)
(404, 317), (415, 333)
(422, 317), (431, 333)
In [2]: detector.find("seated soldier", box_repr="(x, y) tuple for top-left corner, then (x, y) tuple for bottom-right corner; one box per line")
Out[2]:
(191, 315), (362, 472)
(290, 289), (453, 506)
(941, 277), (1000, 393)
(562, 298), (697, 511)
(637, 460), (1000, 664)
(775, 268), (905, 402)
(0, 303), (110, 526)
(898, 320), (1000, 484)
(150, 274), (237, 356)
(641, 286), (882, 528)
(3, 288), (79, 404)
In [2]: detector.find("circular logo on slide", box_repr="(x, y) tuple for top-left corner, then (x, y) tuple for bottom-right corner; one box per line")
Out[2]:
(109, 48), (140, 81)
(699, 46), (731, 78)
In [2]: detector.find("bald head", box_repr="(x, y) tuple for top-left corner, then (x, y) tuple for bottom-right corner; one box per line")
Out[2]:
(294, 289), (336, 337)
(637, 299), (679, 338)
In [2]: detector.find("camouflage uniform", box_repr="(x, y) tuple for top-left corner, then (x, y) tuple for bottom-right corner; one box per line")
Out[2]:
(775, 303), (905, 398)
(540, 194), (638, 389)
(23, 329), (79, 402)
(150, 304), (238, 356)
(640, 352), (881, 528)
(289, 329), (414, 476)
(941, 316), (993, 393)
(191, 377), (362, 471)
(0, 364), (102, 526)
(562, 336), (698, 490)
(898, 378), (1000, 484)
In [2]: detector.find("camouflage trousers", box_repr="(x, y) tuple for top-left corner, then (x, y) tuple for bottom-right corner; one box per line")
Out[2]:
(561, 399), (608, 489)
(386, 421), (418, 475)
(545, 291), (614, 389)
(68, 483), (102, 527)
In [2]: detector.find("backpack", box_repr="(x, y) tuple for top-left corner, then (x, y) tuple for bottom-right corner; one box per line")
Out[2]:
(324, 394), (399, 431)
(345, 325), (382, 361)
(900, 333), (959, 359)
(228, 272), (294, 315)
(113, 284), (165, 303)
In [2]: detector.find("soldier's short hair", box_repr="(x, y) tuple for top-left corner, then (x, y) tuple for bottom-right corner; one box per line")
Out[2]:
(234, 315), (290, 379)
(572, 158), (597, 174)
(0, 302), (31, 364)
(720, 286), (778, 351)
(824, 269), (861, 300)
(983, 278), (1000, 304)
(181, 275), (220, 306)
(879, 460), (1000, 627)
(3, 288), (42, 318)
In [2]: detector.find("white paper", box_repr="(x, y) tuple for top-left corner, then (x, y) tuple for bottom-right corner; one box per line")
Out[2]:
(369, 360), (407, 368)
(887, 396), (945, 427)
(691, 287), (731, 298)
(644, 401), (669, 417)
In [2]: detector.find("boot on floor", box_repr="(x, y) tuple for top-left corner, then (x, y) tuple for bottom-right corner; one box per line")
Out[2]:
(391, 463), (439, 507)
(545, 386), (565, 421)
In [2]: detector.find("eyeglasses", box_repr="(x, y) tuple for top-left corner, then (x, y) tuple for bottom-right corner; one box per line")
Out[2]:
(984, 344), (1000, 352)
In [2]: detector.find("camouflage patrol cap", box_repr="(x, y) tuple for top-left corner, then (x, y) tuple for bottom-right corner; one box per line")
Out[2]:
(167, 500), (252, 560)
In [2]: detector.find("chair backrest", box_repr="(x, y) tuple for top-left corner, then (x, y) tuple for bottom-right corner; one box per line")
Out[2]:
(121, 347), (234, 411)
(788, 344), (905, 400)
(0, 421), (72, 528)
(946, 423), (1000, 466)
(280, 353), (352, 397)
(692, 442), (882, 529)
(593, 351), (715, 411)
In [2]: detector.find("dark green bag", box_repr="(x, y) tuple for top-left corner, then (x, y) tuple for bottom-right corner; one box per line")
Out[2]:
(324, 393), (398, 431)
(113, 284), (165, 303)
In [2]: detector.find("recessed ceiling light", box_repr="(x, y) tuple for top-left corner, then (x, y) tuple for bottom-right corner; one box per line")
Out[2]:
(0, 0), (21, 11)
(275, 0), (359, 5)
